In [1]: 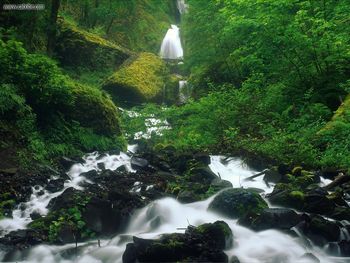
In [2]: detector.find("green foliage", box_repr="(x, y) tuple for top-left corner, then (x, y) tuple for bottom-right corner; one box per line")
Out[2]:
(0, 39), (124, 168)
(60, 0), (177, 52)
(30, 194), (95, 243)
(184, 0), (350, 109)
(55, 18), (131, 70)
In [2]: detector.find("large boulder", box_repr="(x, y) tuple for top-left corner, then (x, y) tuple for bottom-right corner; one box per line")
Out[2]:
(102, 52), (170, 106)
(55, 18), (131, 69)
(69, 82), (122, 136)
(208, 188), (268, 219)
(123, 221), (233, 263)
(0, 229), (43, 261)
(238, 208), (301, 231)
(81, 197), (123, 235)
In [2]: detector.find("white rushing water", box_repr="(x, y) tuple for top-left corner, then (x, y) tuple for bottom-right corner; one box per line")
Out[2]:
(178, 80), (190, 103)
(0, 148), (137, 237)
(159, 25), (183, 60)
(1, 152), (347, 263)
(176, 0), (188, 15)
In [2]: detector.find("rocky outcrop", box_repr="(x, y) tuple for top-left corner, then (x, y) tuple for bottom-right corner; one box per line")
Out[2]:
(103, 52), (171, 106)
(208, 188), (268, 219)
(123, 221), (233, 263)
(238, 208), (301, 231)
(55, 18), (132, 69)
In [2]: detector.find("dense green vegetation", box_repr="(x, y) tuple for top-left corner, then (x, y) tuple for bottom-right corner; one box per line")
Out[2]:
(0, 0), (177, 169)
(0, 39), (124, 168)
(123, 0), (350, 169)
(1, 0), (349, 172)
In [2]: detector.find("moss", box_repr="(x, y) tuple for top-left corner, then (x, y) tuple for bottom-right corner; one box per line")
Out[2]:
(320, 94), (350, 132)
(69, 81), (121, 136)
(0, 199), (16, 219)
(103, 52), (169, 105)
(331, 95), (350, 122)
(196, 221), (231, 238)
(289, 190), (305, 201)
(55, 18), (132, 69)
(208, 188), (268, 219)
(291, 166), (303, 176)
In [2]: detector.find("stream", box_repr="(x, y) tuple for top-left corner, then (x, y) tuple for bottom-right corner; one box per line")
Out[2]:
(0, 135), (348, 262)
(0, 1), (349, 262)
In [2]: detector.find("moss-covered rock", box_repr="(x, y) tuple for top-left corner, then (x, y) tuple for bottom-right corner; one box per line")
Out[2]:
(123, 221), (232, 263)
(208, 188), (268, 219)
(238, 208), (301, 231)
(69, 82), (121, 136)
(103, 52), (169, 105)
(55, 18), (132, 69)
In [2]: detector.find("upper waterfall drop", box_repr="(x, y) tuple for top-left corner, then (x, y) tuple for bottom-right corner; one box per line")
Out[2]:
(159, 25), (183, 60)
(176, 0), (188, 15)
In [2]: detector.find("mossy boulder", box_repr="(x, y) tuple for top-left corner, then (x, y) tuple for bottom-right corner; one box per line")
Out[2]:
(238, 208), (301, 231)
(55, 18), (132, 69)
(103, 52), (169, 106)
(68, 82), (121, 136)
(123, 221), (232, 263)
(208, 188), (268, 219)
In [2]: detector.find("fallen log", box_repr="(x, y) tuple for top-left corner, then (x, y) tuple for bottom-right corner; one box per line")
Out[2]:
(244, 169), (268, 181)
(323, 173), (350, 190)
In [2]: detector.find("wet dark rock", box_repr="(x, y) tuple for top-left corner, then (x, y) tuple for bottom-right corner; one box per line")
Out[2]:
(82, 197), (123, 235)
(194, 153), (211, 165)
(108, 149), (121, 155)
(157, 161), (172, 172)
(123, 243), (138, 263)
(116, 165), (127, 173)
(177, 190), (197, 203)
(80, 170), (99, 180)
(299, 215), (341, 246)
(277, 164), (290, 175)
(300, 253), (320, 263)
(174, 153), (192, 173)
(123, 221), (232, 263)
(309, 215), (340, 242)
(97, 162), (105, 171)
(210, 178), (233, 191)
(330, 207), (350, 221)
(0, 229), (43, 261)
(304, 192), (335, 215)
(56, 224), (76, 244)
(263, 169), (282, 184)
(30, 212), (41, 220)
(46, 178), (65, 193)
(239, 208), (301, 231)
(208, 188), (268, 219)
(189, 166), (217, 183)
(130, 157), (149, 170)
(339, 240), (350, 256)
(230, 256), (241, 263)
(60, 156), (81, 170)
(48, 187), (79, 211)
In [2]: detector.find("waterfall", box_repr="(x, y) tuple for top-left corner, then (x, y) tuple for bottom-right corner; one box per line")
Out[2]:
(179, 80), (189, 103)
(159, 25), (183, 60)
(176, 0), (188, 15)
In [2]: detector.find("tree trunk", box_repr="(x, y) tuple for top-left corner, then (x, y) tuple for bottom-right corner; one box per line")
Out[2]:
(47, 0), (61, 56)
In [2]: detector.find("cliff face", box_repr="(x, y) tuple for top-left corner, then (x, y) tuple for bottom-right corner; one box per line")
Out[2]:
(59, 0), (178, 53)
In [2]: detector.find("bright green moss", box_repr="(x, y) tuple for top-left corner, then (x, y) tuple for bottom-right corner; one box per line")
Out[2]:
(289, 190), (305, 201)
(69, 82), (121, 136)
(103, 52), (169, 105)
(55, 18), (132, 69)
